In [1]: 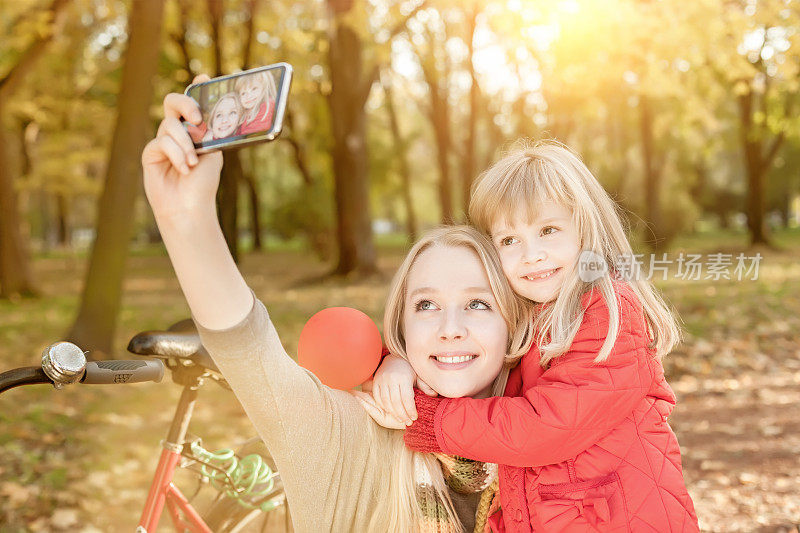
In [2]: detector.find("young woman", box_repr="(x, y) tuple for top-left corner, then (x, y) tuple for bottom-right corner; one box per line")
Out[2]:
(141, 76), (532, 532)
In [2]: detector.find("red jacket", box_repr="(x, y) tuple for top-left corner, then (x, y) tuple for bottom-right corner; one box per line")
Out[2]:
(237, 100), (275, 136)
(405, 283), (699, 532)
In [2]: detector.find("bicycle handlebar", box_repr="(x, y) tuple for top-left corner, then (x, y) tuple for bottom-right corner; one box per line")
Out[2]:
(0, 342), (165, 394)
(81, 360), (164, 384)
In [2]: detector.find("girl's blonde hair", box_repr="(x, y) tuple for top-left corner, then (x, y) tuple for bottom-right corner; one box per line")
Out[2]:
(469, 140), (681, 368)
(370, 225), (532, 532)
(234, 71), (277, 119)
(207, 92), (243, 135)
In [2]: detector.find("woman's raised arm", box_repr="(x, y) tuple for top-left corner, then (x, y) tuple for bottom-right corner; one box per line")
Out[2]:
(141, 76), (252, 329)
(141, 80), (393, 530)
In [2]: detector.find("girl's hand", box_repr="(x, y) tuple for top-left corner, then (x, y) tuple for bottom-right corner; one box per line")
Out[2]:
(142, 74), (222, 223)
(351, 390), (407, 430)
(371, 353), (419, 426)
(416, 377), (438, 397)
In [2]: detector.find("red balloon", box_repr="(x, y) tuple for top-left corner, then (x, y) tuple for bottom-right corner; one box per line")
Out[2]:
(297, 307), (383, 390)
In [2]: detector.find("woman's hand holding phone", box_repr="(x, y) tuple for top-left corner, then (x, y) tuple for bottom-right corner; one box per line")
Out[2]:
(142, 75), (222, 224)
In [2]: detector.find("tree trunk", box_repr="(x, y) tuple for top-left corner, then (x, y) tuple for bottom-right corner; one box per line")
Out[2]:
(67, 0), (165, 355)
(56, 193), (70, 246)
(0, 108), (36, 298)
(0, 0), (72, 298)
(242, 165), (262, 251)
(422, 53), (454, 224)
(384, 79), (417, 243)
(327, 13), (377, 275)
(283, 110), (314, 187)
(206, 0), (241, 260)
(639, 95), (663, 249)
(462, 6), (479, 217)
(218, 151), (242, 262)
(778, 184), (791, 229)
(737, 89), (774, 246)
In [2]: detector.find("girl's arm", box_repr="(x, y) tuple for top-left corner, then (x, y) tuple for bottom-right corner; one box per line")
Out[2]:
(403, 288), (663, 468)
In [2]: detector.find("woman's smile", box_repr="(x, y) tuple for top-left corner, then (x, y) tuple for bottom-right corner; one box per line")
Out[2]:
(430, 351), (479, 369)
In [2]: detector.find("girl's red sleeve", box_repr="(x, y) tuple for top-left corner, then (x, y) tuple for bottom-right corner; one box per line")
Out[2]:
(403, 287), (656, 467)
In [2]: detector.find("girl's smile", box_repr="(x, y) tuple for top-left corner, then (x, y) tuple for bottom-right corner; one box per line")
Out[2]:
(521, 266), (561, 281)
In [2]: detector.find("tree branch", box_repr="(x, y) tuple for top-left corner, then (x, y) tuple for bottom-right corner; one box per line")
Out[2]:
(242, 0), (258, 69)
(358, 0), (428, 104)
(0, 0), (71, 100)
(281, 108), (314, 186)
(172, 0), (194, 79)
(762, 130), (785, 170)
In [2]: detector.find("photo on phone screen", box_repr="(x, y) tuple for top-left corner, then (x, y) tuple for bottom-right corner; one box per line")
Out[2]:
(184, 63), (291, 153)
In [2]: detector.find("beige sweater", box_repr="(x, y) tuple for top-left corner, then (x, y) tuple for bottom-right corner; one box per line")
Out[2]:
(194, 295), (480, 532)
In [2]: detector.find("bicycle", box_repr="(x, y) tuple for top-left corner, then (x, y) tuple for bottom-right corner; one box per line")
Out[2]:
(0, 317), (291, 532)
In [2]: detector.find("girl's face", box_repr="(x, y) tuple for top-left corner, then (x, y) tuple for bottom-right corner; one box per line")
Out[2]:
(403, 245), (508, 399)
(238, 80), (265, 111)
(490, 201), (582, 303)
(211, 97), (239, 138)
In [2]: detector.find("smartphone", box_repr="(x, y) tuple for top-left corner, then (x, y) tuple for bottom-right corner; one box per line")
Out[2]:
(184, 63), (292, 153)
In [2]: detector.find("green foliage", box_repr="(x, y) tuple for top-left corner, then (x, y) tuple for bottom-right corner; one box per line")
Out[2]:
(4, 0), (800, 255)
(266, 178), (334, 260)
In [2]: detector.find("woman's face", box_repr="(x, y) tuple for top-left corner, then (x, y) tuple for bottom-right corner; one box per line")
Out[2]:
(402, 245), (508, 399)
(211, 97), (239, 138)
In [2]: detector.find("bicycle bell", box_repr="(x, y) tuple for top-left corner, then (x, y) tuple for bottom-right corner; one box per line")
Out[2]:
(41, 342), (87, 389)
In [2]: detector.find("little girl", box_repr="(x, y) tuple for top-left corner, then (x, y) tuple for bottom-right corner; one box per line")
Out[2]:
(234, 70), (276, 135)
(368, 142), (699, 531)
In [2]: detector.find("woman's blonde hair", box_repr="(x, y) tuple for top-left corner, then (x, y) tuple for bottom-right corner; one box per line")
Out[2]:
(469, 140), (681, 368)
(234, 70), (277, 119)
(370, 225), (532, 532)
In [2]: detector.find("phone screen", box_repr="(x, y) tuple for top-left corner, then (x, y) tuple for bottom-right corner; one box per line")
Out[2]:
(185, 64), (290, 152)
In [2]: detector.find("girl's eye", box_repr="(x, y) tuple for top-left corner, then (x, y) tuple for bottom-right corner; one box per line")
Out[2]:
(414, 300), (437, 311)
(467, 299), (490, 310)
(541, 226), (558, 236)
(500, 236), (517, 246)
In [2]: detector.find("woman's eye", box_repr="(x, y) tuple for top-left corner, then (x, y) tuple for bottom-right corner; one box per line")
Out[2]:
(500, 236), (517, 246)
(415, 300), (436, 311)
(467, 300), (490, 310)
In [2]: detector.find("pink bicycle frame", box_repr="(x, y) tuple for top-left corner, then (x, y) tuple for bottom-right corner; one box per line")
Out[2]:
(138, 445), (212, 532)
(137, 384), (211, 532)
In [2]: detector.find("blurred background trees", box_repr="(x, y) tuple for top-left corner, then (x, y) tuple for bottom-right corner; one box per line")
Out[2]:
(2, 0), (800, 350)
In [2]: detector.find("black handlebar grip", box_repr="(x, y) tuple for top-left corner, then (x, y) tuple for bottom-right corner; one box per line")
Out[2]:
(81, 360), (164, 385)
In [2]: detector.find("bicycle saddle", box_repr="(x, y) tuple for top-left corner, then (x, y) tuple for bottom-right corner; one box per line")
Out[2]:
(127, 318), (220, 373)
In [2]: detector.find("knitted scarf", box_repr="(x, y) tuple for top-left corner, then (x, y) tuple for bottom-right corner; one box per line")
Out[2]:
(415, 453), (499, 533)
